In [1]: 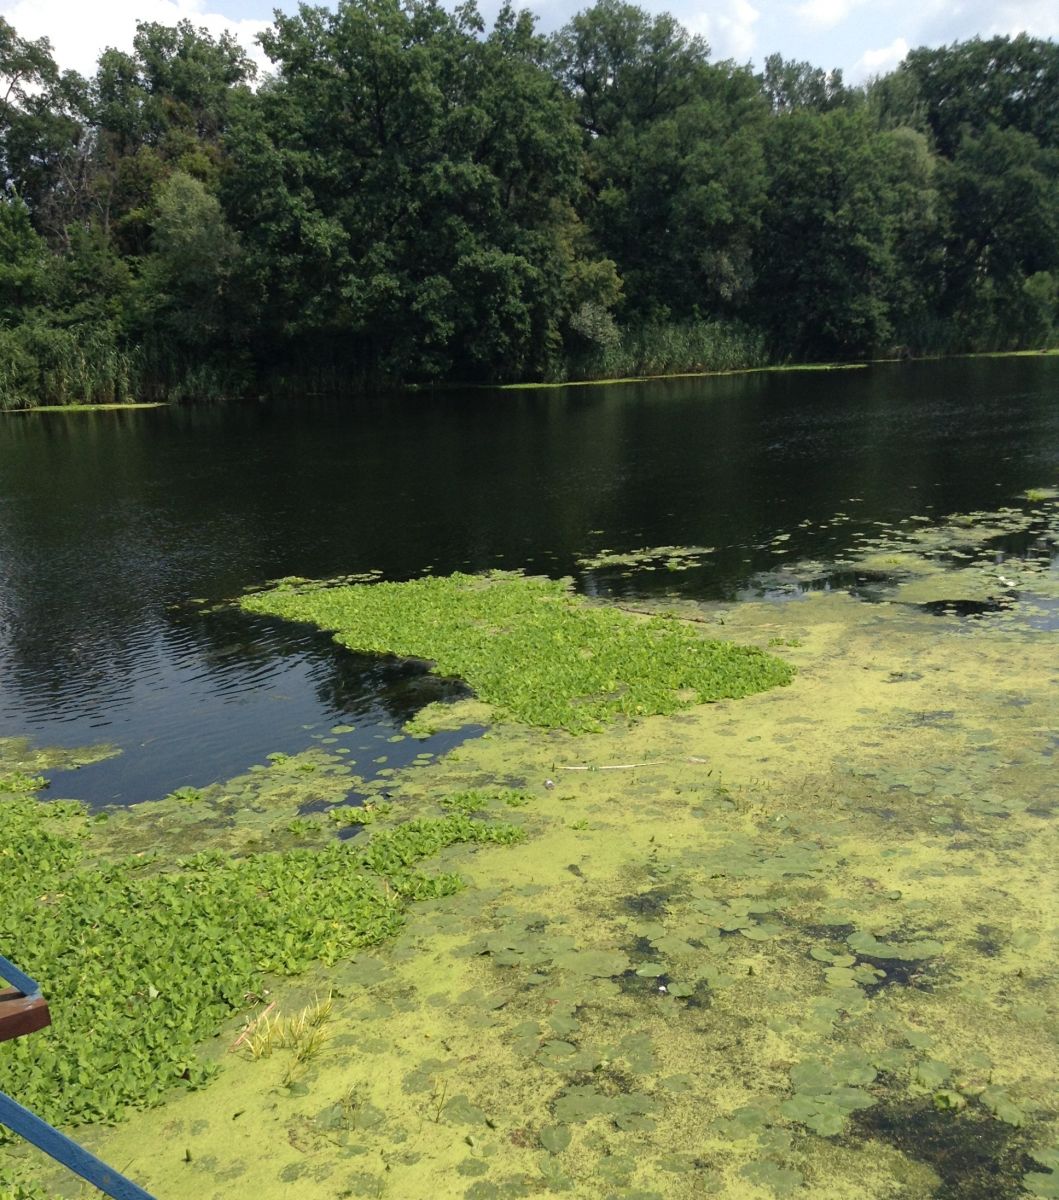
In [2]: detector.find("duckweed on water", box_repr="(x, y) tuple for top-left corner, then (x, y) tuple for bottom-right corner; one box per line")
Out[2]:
(240, 571), (793, 732)
(6, 503), (1059, 1198)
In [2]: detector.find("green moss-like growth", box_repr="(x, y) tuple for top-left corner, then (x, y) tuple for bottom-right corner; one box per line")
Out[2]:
(240, 572), (793, 733)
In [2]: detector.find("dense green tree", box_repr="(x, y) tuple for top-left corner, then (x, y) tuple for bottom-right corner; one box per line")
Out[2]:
(937, 125), (1059, 346)
(134, 172), (242, 363)
(890, 36), (1059, 157)
(0, 197), (46, 322)
(92, 20), (256, 253)
(549, 0), (710, 136)
(754, 109), (928, 357)
(1, 20), (92, 242)
(225, 0), (613, 381)
(758, 53), (850, 114)
(553, 2), (769, 318)
(1, 7), (1057, 405)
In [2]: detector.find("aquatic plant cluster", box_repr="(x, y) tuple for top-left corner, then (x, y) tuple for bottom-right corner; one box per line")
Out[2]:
(240, 572), (793, 733)
(0, 764), (524, 1127)
(3, 495), (1059, 1198)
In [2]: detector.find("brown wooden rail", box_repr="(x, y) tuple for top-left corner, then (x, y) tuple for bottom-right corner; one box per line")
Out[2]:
(0, 987), (51, 1043)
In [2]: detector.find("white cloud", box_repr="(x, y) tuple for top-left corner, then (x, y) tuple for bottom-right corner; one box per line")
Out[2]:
(921, 0), (1059, 42)
(0, 0), (271, 79)
(851, 35), (909, 79)
(687, 0), (762, 61)
(793, 0), (857, 31)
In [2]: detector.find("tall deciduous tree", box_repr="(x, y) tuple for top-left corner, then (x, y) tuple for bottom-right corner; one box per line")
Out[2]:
(225, 0), (614, 381)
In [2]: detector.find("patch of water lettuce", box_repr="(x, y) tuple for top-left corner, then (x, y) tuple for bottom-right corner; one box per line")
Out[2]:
(0, 780), (524, 1127)
(240, 571), (794, 733)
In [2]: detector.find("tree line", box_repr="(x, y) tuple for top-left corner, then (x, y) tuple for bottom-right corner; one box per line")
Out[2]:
(1, 1), (1057, 405)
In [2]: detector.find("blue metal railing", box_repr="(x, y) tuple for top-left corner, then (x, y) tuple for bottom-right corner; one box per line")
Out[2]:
(0, 954), (157, 1200)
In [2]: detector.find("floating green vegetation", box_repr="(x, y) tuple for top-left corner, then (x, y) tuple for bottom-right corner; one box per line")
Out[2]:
(577, 544), (716, 572)
(9, 503), (1059, 1199)
(497, 361), (867, 391)
(0, 735), (119, 778)
(241, 571), (793, 733)
(3, 402), (165, 413)
(0, 779), (523, 1126)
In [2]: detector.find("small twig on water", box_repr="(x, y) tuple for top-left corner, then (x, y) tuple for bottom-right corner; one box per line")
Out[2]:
(557, 756), (709, 772)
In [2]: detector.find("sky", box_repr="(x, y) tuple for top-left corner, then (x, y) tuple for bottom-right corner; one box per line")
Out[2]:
(3, 0), (1058, 85)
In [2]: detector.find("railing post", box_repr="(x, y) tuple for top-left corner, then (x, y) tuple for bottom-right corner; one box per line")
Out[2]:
(0, 954), (157, 1200)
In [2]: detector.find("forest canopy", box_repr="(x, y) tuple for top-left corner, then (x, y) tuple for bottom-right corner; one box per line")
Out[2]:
(1, 3), (1057, 405)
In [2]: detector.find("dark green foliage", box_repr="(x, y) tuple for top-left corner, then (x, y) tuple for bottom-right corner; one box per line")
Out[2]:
(754, 109), (923, 358)
(1, 5), (1057, 405)
(936, 126), (1059, 349)
(552, 1), (768, 318)
(883, 36), (1059, 157)
(759, 53), (851, 115)
(224, 0), (609, 383)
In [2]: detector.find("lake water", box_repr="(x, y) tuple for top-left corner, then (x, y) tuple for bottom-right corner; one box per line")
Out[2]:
(1, 357), (1056, 805)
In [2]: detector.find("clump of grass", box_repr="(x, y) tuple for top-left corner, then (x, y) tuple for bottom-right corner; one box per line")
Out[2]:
(244, 992), (334, 1063)
(241, 572), (794, 734)
(563, 318), (769, 383)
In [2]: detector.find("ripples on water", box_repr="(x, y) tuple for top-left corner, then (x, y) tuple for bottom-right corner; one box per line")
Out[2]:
(1, 358), (1057, 805)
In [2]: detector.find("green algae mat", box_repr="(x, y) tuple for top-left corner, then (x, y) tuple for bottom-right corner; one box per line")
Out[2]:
(3, 516), (1059, 1199)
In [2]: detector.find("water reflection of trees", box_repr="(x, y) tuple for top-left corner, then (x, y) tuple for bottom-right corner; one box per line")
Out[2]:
(1, 360), (1056, 737)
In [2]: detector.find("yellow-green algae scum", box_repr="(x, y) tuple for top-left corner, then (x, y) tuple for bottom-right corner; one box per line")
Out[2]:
(3, 501), (1059, 1200)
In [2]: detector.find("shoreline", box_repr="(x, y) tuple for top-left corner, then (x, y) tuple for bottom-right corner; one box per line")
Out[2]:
(2, 348), (1056, 412)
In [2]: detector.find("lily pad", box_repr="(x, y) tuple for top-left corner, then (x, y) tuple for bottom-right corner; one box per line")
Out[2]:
(539, 1126), (571, 1154)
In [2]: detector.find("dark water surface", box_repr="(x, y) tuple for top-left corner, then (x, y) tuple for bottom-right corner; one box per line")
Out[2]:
(1, 358), (1057, 804)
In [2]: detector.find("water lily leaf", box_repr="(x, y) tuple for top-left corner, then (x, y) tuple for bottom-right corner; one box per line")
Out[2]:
(790, 1062), (830, 1091)
(552, 948), (630, 977)
(805, 1109), (846, 1137)
(553, 1087), (612, 1123)
(874, 1048), (912, 1071)
(1023, 1172), (1059, 1199)
(549, 1014), (580, 1037)
(982, 1087), (1025, 1126)
(847, 931), (942, 960)
(824, 967), (858, 988)
(1012, 931), (1041, 951)
(741, 1161), (804, 1194)
(446, 1094), (490, 1125)
(658, 1152), (700, 1173)
(539, 1040), (577, 1059)
(650, 935), (697, 957)
(828, 1086), (875, 1112)
(635, 963), (667, 978)
(741, 923), (781, 941)
(779, 1095), (818, 1122)
(698, 964), (735, 989)
(916, 1060), (951, 1088)
(540, 1125), (571, 1154)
